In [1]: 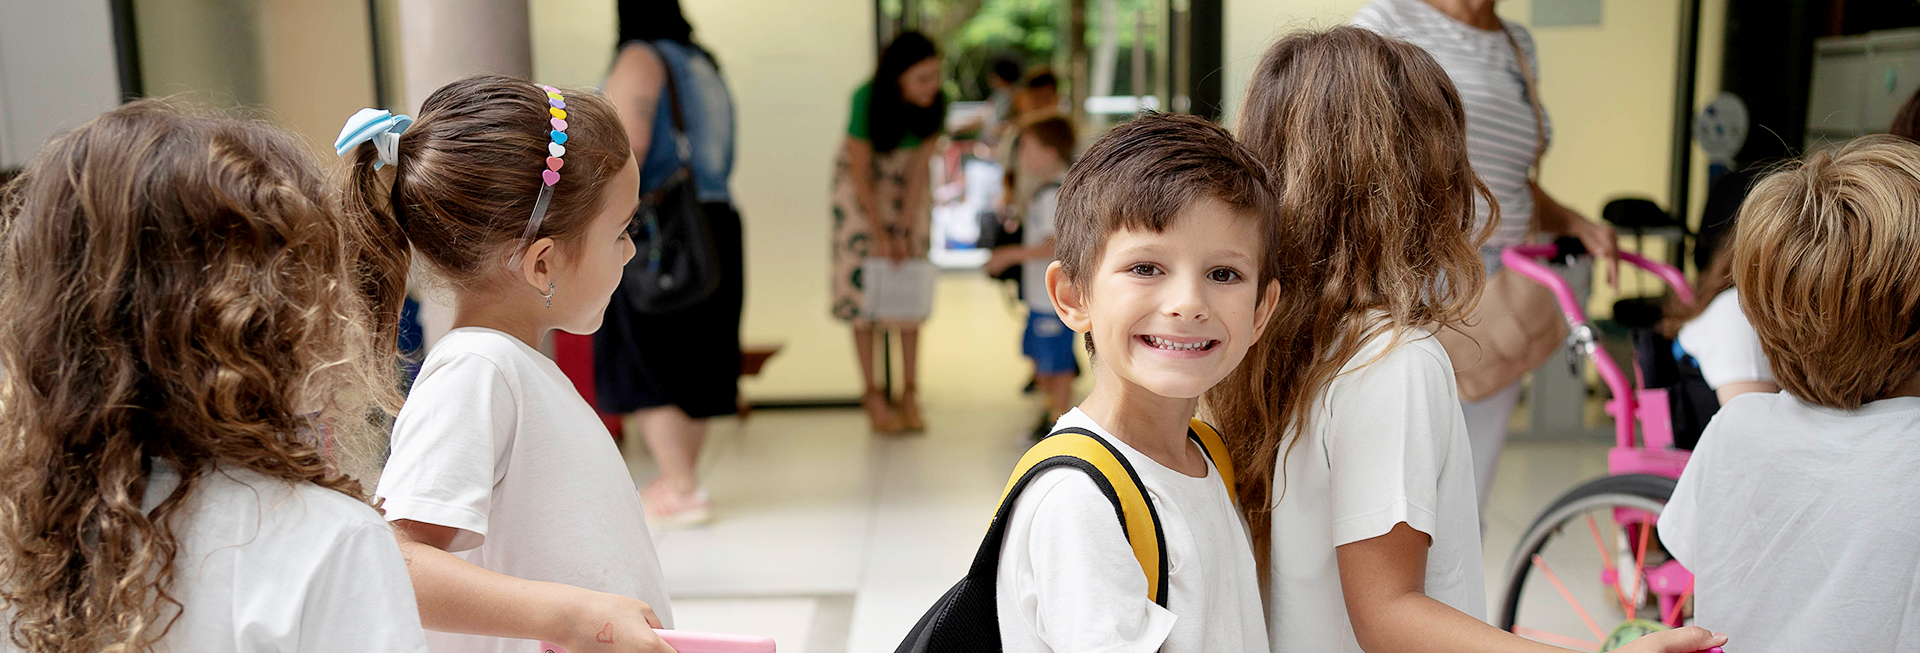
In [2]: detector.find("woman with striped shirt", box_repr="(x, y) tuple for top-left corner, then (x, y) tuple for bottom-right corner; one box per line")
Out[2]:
(1355, 0), (1622, 506)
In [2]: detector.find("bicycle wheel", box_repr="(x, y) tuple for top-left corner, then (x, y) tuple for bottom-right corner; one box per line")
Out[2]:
(1499, 474), (1684, 651)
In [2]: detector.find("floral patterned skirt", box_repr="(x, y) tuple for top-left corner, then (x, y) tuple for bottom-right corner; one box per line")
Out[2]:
(829, 147), (931, 324)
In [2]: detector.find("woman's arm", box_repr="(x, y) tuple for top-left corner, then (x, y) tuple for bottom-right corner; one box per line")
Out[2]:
(895, 138), (940, 259)
(843, 136), (894, 257)
(392, 519), (672, 653)
(604, 43), (665, 164)
(1337, 523), (1725, 653)
(1531, 181), (1620, 284)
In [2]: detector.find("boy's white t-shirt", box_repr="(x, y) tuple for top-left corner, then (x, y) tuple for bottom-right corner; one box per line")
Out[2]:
(995, 408), (1270, 653)
(376, 328), (672, 653)
(1675, 289), (1774, 390)
(1659, 393), (1920, 653)
(1268, 327), (1486, 653)
(1021, 183), (1062, 314)
(142, 461), (428, 652)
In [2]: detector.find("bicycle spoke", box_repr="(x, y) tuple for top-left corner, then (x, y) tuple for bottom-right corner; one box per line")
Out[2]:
(1588, 514), (1634, 617)
(1533, 553), (1607, 641)
(1513, 626), (1601, 652)
(1633, 516), (1653, 613)
(1663, 580), (1694, 627)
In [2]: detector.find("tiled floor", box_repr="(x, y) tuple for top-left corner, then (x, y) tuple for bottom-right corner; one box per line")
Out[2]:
(622, 274), (1623, 652)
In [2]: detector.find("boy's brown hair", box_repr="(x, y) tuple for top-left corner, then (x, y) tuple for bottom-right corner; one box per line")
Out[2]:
(1733, 134), (1920, 409)
(1053, 112), (1279, 292)
(1205, 26), (1492, 575)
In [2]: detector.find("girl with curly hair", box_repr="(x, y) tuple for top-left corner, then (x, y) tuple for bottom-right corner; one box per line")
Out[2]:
(0, 102), (425, 652)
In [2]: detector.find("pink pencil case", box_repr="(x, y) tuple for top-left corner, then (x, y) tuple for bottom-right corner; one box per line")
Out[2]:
(540, 629), (776, 653)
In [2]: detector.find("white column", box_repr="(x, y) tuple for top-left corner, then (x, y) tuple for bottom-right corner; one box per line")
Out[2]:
(395, 0), (533, 347)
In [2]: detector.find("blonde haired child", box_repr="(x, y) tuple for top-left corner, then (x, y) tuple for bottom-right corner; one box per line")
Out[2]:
(1211, 27), (1726, 653)
(1659, 135), (1920, 653)
(0, 102), (426, 652)
(340, 75), (671, 653)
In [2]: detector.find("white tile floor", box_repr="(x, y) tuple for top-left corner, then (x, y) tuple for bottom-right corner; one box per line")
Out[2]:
(621, 274), (1625, 652)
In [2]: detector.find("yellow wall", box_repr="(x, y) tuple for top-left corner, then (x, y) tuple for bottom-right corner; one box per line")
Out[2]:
(1224, 0), (1726, 300)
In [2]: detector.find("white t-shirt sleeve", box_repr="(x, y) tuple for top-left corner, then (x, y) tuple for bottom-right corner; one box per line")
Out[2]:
(1324, 339), (1456, 546)
(1676, 289), (1774, 390)
(295, 520), (430, 651)
(1000, 469), (1178, 652)
(375, 352), (518, 551)
(1027, 187), (1058, 244)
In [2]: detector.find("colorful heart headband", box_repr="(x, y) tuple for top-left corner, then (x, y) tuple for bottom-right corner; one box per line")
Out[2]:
(509, 84), (570, 268)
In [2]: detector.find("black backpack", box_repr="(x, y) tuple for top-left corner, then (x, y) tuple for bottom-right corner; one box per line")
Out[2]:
(893, 419), (1235, 653)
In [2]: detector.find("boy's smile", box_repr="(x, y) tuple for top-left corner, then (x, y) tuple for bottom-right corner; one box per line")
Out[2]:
(1050, 197), (1277, 402)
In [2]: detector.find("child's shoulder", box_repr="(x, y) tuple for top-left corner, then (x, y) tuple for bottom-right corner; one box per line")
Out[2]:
(420, 328), (544, 377)
(1339, 325), (1449, 378)
(188, 464), (390, 547)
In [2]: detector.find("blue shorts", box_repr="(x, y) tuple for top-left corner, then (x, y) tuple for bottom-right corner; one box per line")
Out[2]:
(1023, 310), (1078, 375)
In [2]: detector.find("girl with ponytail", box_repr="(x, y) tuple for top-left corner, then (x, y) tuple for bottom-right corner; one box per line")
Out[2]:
(339, 75), (673, 653)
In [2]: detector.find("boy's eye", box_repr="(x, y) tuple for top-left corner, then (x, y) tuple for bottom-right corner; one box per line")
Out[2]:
(1128, 263), (1161, 277)
(1208, 267), (1243, 283)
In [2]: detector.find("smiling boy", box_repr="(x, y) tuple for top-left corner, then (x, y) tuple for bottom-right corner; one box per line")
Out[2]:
(992, 113), (1279, 653)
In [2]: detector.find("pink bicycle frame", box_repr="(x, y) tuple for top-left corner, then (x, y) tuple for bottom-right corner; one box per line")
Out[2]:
(1500, 245), (1695, 479)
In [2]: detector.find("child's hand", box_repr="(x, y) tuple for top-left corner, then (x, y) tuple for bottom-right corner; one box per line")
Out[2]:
(560, 592), (674, 653)
(1613, 626), (1727, 653)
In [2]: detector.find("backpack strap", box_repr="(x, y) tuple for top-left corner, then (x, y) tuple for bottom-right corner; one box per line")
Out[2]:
(1186, 418), (1236, 504)
(971, 427), (1170, 607)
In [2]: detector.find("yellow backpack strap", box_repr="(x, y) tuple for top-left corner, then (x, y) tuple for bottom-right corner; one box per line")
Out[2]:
(992, 427), (1169, 606)
(1187, 418), (1236, 502)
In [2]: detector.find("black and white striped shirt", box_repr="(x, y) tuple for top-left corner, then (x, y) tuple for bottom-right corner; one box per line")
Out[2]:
(1354, 0), (1551, 261)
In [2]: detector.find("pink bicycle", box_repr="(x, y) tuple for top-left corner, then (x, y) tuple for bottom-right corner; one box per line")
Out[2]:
(1495, 239), (1703, 650)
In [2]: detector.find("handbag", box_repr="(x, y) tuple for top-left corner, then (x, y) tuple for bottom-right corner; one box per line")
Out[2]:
(894, 420), (1235, 653)
(861, 257), (937, 322)
(624, 46), (721, 314)
(1436, 26), (1568, 402)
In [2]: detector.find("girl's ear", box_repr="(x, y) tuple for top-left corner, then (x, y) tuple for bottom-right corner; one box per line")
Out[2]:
(518, 237), (558, 293)
(1047, 261), (1091, 335)
(1252, 278), (1281, 339)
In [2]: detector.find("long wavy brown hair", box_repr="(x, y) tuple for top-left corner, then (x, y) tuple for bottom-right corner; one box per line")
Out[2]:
(1205, 27), (1495, 575)
(0, 101), (402, 652)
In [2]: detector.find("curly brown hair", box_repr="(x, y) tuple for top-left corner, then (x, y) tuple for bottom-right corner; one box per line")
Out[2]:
(0, 101), (402, 652)
(1205, 26), (1494, 574)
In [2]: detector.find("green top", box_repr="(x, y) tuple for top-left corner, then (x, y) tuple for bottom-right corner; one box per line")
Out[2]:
(846, 81), (943, 152)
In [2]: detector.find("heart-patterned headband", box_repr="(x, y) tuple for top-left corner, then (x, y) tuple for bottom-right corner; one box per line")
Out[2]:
(509, 84), (571, 268)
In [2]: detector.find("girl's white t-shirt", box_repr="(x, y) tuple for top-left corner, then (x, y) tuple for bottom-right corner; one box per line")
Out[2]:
(995, 408), (1270, 653)
(1268, 328), (1486, 653)
(141, 461), (428, 652)
(1660, 393), (1920, 653)
(376, 327), (672, 653)
(1676, 289), (1774, 390)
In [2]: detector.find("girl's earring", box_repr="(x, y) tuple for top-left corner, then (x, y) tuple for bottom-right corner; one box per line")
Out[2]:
(541, 282), (555, 309)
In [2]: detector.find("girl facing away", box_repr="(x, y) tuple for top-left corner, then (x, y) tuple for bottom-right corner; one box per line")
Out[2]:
(0, 102), (426, 652)
(1208, 27), (1728, 653)
(340, 75), (671, 653)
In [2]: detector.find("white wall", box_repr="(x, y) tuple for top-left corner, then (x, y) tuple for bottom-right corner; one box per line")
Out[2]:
(0, 0), (123, 167)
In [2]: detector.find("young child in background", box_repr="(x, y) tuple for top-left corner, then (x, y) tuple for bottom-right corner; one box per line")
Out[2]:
(339, 76), (673, 653)
(1659, 135), (1920, 653)
(987, 116), (1078, 437)
(1210, 27), (1725, 653)
(995, 113), (1279, 652)
(0, 102), (426, 652)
